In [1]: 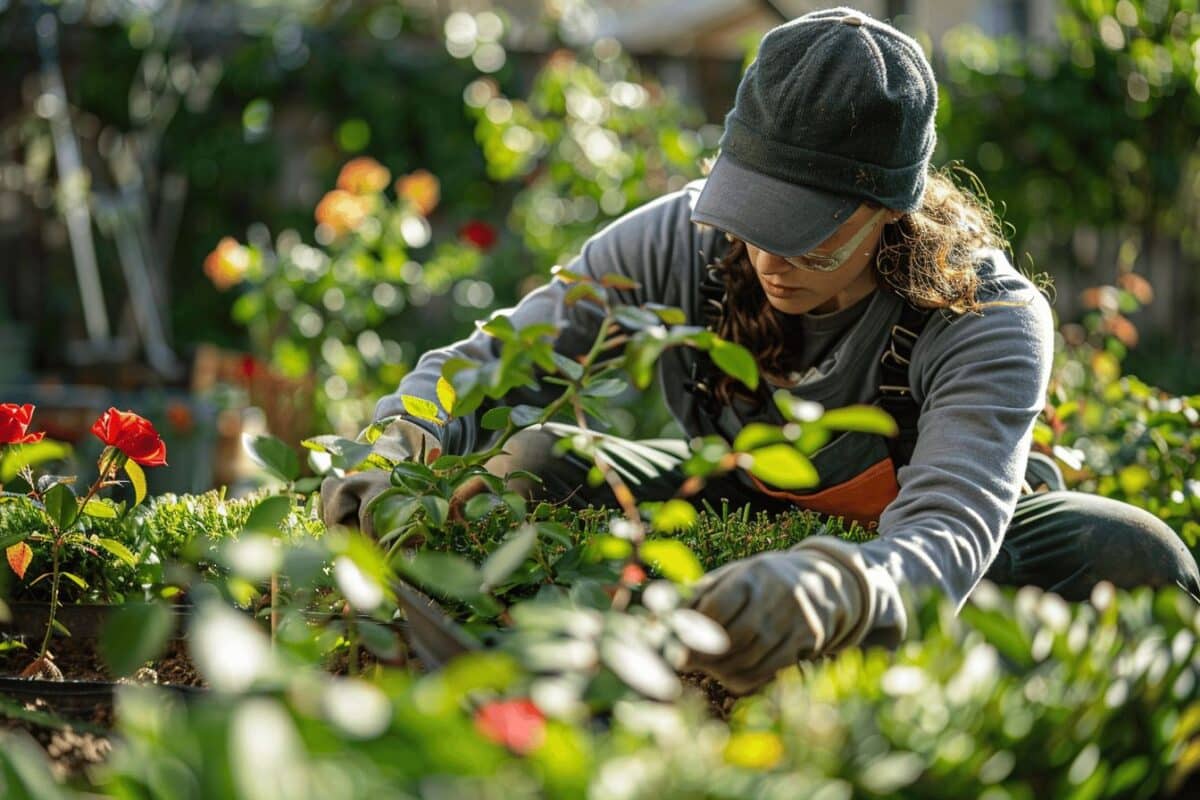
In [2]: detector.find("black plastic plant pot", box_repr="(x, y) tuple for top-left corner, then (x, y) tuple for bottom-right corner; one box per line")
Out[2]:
(0, 677), (207, 720)
(0, 602), (195, 640)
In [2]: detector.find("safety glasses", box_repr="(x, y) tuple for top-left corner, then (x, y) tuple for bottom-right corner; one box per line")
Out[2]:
(779, 207), (888, 272)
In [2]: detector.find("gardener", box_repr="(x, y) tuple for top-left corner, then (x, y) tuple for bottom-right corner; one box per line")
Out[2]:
(323, 7), (1200, 694)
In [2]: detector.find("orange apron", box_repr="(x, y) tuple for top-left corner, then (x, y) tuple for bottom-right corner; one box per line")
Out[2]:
(746, 457), (899, 530)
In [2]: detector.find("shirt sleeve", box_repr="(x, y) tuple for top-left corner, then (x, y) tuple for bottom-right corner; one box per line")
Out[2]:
(856, 267), (1055, 647)
(374, 186), (698, 455)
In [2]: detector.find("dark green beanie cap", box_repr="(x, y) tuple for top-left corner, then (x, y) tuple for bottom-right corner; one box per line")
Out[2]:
(692, 7), (938, 255)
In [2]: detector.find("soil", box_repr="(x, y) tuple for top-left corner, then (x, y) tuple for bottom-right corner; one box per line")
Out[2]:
(0, 636), (202, 686)
(0, 636), (202, 782)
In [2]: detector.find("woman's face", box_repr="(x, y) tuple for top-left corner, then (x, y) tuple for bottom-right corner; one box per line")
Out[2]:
(743, 203), (897, 315)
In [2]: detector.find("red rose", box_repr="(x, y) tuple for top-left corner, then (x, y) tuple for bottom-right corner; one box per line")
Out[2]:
(474, 698), (545, 754)
(0, 403), (45, 445)
(459, 220), (498, 252)
(90, 408), (168, 467)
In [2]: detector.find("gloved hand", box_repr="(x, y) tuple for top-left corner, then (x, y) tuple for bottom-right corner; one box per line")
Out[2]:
(319, 417), (441, 537)
(679, 535), (906, 695)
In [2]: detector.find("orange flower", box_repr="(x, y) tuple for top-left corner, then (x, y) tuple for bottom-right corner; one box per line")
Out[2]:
(336, 157), (391, 196)
(315, 190), (371, 238)
(1117, 272), (1154, 305)
(203, 237), (251, 291)
(91, 408), (167, 467)
(395, 169), (441, 217)
(166, 401), (195, 434)
(0, 403), (45, 445)
(474, 698), (546, 754)
(620, 563), (647, 586)
(1104, 315), (1139, 347)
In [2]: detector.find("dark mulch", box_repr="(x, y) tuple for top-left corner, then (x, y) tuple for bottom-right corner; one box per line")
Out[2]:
(0, 636), (202, 686)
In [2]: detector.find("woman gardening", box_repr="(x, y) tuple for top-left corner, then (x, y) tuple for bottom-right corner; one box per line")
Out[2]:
(322, 8), (1200, 694)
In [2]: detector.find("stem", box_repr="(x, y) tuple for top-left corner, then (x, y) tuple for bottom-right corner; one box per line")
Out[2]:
(270, 572), (279, 645)
(571, 395), (639, 523)
(38, 541), (63, 661)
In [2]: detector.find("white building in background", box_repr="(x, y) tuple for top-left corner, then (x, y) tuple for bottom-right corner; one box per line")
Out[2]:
(580, 0), (1060, 56)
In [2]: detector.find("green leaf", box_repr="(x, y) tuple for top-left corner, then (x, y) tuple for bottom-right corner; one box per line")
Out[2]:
(551, 352), (584, 381)
(819, 405), (898, 437)
(100, 601), (173, 677)
(588, 534), (633, 561)
(399, 551), (482, 601)
(242, 434), (300, 482)
(747, 444), (819, 489)
(357, 619), (401, 660)
(582, 379), (627, 398)
(436, 377), (457, 416)
(465, 493), (502, 521)
(645, 303), (687, 325)
(641, 539), (704, 584)
(400, 395), (442, 424)
(563, 282), (606, 306)
(480, 524), (537, 591)
(0, 439), (72, 483)
(124, 460), (147, 507)
(614, 306), (662, 331)
(82, 500), (118, 520)
(244, 495), (292, 533)
(95, 538), (137, 568)
(43, 483), (77, 531)
(481, 406), (513, 430)
(0, 531), (28, 550)
(651, 499), (697, 533)
(420, 495), (450, 527)
(510, 405), (543, 427)
(710, 339), (759, 391)
(302, 436), (374, 471)
(733, 422), (789, 452)
(599, 273), (641, 290)
(60, 571), (88, 590)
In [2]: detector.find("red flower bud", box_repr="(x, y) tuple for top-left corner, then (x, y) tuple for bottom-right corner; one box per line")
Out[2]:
(459, 220), (498, 252)
(90, 408), (168, 467)
(0, 403), (45, 445)
(474, 698), (545, 754)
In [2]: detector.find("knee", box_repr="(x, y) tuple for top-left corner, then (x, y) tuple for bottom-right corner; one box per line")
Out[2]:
(1072, 494), (1200, 600)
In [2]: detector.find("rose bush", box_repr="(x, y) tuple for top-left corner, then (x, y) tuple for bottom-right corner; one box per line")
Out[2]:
(0, 403), (45, 445)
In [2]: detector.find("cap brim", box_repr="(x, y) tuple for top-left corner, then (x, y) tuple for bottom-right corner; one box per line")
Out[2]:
(690, 153), (860, 257)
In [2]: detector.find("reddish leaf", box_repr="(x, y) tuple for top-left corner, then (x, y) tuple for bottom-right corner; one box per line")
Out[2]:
(6, 542), (33, 579)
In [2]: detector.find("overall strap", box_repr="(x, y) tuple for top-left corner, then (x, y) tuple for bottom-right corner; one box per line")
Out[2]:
(879, 302), (933, 469)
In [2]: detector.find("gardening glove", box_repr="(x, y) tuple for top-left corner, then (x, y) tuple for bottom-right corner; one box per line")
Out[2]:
(679, 536), (907, 695)
(320, 417), (441, 537)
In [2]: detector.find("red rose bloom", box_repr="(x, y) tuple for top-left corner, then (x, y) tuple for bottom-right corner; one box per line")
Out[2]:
(474, 698), (546, 754)
(91, 408), (167, 467)
(0, 403), (45, 445)
(458, 220), (498, 252)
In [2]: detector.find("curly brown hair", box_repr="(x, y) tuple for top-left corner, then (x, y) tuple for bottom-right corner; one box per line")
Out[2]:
(704, 165), (1009, 405)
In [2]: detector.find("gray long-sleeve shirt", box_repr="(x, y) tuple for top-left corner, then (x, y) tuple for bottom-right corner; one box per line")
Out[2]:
(378, 179), (1055, 644)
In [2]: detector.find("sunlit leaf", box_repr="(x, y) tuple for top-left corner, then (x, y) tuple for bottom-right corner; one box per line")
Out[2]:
(82, 499), (118, 520)
(641, 539), (703, 584)
(733, 422), (789, 452)
(651, 499), (697, 533)
(747, 445), (819, 489)
(398, 551), (481, 601)
(437, 377), (457, 416)
(124, 459), (147, 507)
(95, 538), (137, 568)
(710, 339), (758, 391)
(819, 405), (898, 437)
(401, 395), (442, 424)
